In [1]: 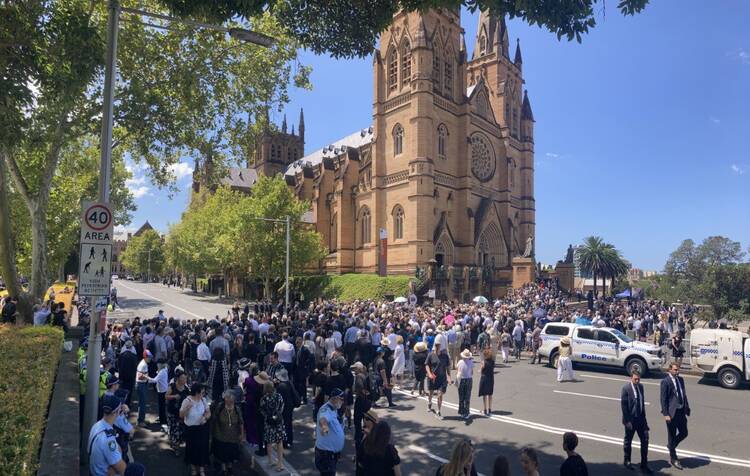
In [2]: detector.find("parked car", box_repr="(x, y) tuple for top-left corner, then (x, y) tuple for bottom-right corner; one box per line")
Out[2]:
(691, 328), (750, 389)
(111, 274), (119, 280)
(126, 275), (134, 281)
(538, 322), (664, 376)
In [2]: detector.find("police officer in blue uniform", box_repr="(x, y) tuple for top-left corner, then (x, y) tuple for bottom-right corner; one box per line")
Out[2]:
(88, 394), (145, 476)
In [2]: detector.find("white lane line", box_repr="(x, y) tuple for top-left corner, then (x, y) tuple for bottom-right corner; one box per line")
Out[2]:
(408, 445), (487, 476)
(394, 389), (750, 468)
(554, 390), (651, 405)
(117, 282), (205, 319)
(580, 374), (660, 386)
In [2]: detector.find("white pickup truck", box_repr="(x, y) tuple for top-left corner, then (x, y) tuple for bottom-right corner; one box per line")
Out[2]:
(690, 328), (750, 389)
(538, 323), (664, 376)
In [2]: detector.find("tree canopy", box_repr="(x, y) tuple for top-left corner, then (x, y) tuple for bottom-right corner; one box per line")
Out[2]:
(576, 236), (629, 296)
(120, 229), (165, 279)
(166, 176), (326, 298)
(157, 0), (651, 58)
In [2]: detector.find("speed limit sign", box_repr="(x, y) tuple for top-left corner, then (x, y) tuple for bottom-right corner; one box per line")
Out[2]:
(79, 201), (113, 296)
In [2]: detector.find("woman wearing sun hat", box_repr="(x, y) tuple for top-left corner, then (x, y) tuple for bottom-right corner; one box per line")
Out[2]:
(411, 341), (428, 396)
(456, 349), (474, 420)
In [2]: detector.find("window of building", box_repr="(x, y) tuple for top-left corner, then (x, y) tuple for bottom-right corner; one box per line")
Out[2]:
(360, 208), (371, 244)
(388, 48), (398, 92)
(432, 47), (442, 92)
(393, 206), (404, 240)
(393, 124), (404, 156)
(330, 213), (337, 252)
(443, 59), (453, 99)
(287, 147), (294, 163)
(437, 124), (447, 159)
(504, 99), (510, 127)
(479, 35), (487, 55)
(401, 40), (411, 87)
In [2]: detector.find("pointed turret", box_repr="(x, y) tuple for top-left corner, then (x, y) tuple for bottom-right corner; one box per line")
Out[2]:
(521, 90), (534, 121)
(291, 124), (295, 135)
(414, 16), (428, 48)
(514, 38), (523, 66)
(298, 108), (305, 142)
(459, 32), (467, 63)
(497, 17), (509, 57)
(281, 114), (287, 133)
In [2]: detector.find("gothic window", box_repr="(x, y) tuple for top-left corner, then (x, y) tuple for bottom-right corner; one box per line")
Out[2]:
(477, 93), (489, 118)
(393, 205), (404, 240)
(509, 159), (515, 188)
(470, 133), (496, 182)
(388, 48), (398, 92)
(360, 207), (371, 245)
(479, 35), (487, 55)
(437, 124), (448, 159)
(330, 213), (338, 252)
(287, 147), (294, 163)
(443, 58), (453, 99)
(393, 124), (404, 156)
(401, 40), (411, 87)
(511, 108), (517, 137)
(432, 47), (442, 92)
(504, 100), (510, 127)
(513, 107), (520, 136)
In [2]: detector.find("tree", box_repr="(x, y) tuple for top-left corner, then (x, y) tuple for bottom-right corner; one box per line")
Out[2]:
(576, 236), (629, 296)
(158, 0), (651, 58)
(1, 0), (307, 312)
(701, 264), (750, 322)
(696, 236), (745, 267)
(121, 229), (165, 280)
(166, 178), (326, 298)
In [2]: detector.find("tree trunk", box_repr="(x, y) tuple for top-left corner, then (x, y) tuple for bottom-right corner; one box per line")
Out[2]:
(29, 201), (50, 301)
(593, 272), (598, 298)
(264, 277), (271, 301)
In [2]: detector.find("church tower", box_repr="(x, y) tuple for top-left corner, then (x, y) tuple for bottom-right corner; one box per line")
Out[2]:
(466, 10), (535, 256)
(251, 108), (305, 177)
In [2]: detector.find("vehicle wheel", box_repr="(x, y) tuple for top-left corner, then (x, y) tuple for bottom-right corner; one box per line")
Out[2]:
(549, 350), (559, 368)
(719, 367), (741, 389)
(626, 357), (647, 377)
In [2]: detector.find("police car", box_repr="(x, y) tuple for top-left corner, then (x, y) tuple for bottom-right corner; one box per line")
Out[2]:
(538, 323), (664, 376)
(690, 328), (750, 389)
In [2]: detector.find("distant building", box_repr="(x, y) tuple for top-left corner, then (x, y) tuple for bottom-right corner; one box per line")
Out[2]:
(627, 268), (644, 282)
(110, 221), (156, 277)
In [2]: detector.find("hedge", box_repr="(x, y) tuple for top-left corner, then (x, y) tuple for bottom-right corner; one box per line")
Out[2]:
(294, 274), (412, 301)
(0, 325), (63, 476)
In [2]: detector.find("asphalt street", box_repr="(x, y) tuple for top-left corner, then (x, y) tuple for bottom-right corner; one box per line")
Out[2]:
(116, 282), (750, 476)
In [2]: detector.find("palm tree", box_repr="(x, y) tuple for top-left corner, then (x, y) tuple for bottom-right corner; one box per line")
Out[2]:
(576, 236), (629, 297)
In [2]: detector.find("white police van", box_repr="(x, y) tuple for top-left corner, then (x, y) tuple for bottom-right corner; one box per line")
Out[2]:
(690, 328), (750, 389)
(538, 323), (664, 376)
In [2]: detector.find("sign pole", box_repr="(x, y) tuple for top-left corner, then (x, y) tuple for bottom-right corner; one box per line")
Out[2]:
(285, 216), (290, 313)
(82, 0), (119, 459)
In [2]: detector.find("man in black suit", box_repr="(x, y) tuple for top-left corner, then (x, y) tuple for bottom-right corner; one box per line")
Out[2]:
(660, 363), (691, 469)
(621, 371), (652, 474)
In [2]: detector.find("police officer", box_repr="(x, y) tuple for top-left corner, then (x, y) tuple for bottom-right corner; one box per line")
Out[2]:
(88, 394), (145, 476)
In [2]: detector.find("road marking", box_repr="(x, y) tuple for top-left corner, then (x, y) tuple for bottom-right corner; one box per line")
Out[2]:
(554, 390), (650, 405)
(408, 445), (486, 476)
(117, 282), (204, 319)
(580, 374), (660, 386)
(394, 389), (750, 468)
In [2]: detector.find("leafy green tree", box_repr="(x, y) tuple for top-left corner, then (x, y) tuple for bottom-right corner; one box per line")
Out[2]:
(701, 264), (750, 322)
(121, 229), (165, 279)
(576, 236), (629, 296)
(0, 0), (307, 309)
(158, 0), (651, 58)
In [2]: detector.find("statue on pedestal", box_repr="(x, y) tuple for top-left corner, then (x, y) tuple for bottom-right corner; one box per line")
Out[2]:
(521, 236), (534, 258)
(564, 244), (574, 264)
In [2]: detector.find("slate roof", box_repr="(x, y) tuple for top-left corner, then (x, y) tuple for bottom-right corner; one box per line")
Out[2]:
(221, 167), (258, 190)
(285, 126), (375, 176)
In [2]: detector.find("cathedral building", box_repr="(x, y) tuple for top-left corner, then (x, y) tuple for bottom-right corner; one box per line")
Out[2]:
(194, 7), (536, 298)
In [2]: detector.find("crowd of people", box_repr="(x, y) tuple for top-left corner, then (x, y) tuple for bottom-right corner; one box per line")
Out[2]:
(77, 281), (709, 476)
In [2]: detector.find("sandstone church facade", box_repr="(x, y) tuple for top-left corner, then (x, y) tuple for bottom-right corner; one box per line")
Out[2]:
(195, 8), (536, 294)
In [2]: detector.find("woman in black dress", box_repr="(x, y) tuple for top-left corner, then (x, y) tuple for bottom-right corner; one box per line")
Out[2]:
(357, 420), (401, 476)
(478, 348), (495, 415)
(412, 342), (428, 396)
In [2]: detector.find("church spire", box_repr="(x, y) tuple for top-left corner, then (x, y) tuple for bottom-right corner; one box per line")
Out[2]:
(414, 15), (428, 48)
(514, 38), (523, 66)
(282, 114), (287, 133)
(521, 90), (534, 121)
(298, 108), (305, 142)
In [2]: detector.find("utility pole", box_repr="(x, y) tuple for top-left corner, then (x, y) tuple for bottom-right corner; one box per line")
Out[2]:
(285, 215), (290, 313)
(82, 0), (119, 460)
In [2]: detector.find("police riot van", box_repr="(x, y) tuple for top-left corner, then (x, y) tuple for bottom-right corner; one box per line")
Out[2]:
(690, 328), (750, 389)
(538, 323), (664, 376)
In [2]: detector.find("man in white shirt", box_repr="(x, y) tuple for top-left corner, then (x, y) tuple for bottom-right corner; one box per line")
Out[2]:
(135, 351), (152, 425)
(196, 337), (211, 377)
(274, 332), (295, 375)
(258, 317), (271, 337)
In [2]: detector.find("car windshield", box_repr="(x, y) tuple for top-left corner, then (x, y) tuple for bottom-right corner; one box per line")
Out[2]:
(610, 329), (633, 343)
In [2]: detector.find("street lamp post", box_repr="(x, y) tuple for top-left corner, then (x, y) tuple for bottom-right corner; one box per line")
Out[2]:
(82, 0), (275, 456)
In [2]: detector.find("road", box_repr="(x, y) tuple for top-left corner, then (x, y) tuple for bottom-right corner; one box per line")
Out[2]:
(116, 281), (750, 476)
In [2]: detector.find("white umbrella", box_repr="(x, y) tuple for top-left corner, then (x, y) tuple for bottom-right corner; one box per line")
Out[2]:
(394, 296), (408, 303)
(473, 296), (489, 304)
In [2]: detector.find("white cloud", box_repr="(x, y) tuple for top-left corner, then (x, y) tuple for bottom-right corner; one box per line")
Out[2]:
(727, 48), (750, 65)
(545, 152), (560, 159)
(169, 161), (194, 181)
(709, 116), (721, 124)
(125, 161), (148, 175)
(125, 176), (146, 188)
(129, 186), (151, 198)
(730, 164), (745, 175)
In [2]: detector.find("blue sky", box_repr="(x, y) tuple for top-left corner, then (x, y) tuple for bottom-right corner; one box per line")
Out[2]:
(123, 0), (750, 271)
